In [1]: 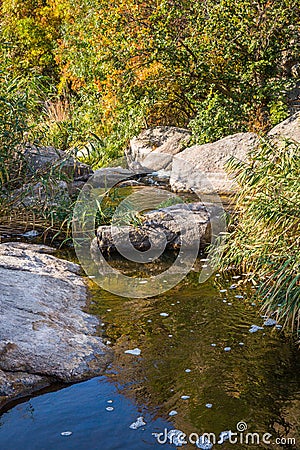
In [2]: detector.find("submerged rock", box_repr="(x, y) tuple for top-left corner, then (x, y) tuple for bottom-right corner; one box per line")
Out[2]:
(0, 242), (110, 409)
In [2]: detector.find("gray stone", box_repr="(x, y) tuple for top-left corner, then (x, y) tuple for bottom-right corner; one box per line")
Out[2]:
(268, 111), (300, 142)
(23, 145), (93, 181)
(13, 180), (71, 208)
(94, 202), (214, 254)
(126, 127), (191, 171)
(91, 167), (139, 189)
(0, 242), (110, 408)
(263, 318), (277, 327)
(170, 132), (259, 194)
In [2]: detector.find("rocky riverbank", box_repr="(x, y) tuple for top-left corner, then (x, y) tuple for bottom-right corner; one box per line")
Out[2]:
(0, 242), (111, 409)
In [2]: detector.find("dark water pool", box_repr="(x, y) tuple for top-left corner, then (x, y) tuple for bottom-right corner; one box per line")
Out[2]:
(0, 259), (299, 449)
(0, 377), (173, 450)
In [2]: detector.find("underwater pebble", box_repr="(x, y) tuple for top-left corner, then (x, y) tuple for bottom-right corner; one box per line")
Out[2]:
(169, 410), (178, 416)
(205, 403), (213, 408)
(181, 395), (190, 400)
(263, 318), (277, 327)
(196, 435), (213, 449)
(249, 325), (264, 333)
(129, 416), (146, 429)
(224, 347), (231, 352)
(106, 407), (114, 411)
(124, 348), (141, 356)
(160, 313), (169, 317)
(60, 431), (73, 436)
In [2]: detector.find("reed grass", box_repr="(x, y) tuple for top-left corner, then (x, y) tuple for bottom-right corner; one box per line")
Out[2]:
(217, 137), (300, 332)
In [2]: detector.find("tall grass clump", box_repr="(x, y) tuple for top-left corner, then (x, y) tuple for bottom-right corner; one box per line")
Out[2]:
(218, 137), (300, 332)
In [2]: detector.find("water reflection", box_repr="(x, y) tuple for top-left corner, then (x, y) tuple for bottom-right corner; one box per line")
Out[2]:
(88, 261), (300, 449)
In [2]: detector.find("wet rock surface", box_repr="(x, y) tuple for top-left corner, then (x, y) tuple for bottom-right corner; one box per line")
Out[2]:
(0, 242), (110, 408)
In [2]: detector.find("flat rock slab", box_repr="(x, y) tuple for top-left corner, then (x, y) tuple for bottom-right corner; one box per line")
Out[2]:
(0, 243), (110, 408)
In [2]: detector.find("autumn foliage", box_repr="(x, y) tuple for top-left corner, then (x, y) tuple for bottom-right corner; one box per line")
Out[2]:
(1, 0), (299, 159)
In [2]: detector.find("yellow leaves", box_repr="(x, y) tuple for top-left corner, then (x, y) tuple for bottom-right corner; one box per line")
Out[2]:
(134, 61), (164, 84)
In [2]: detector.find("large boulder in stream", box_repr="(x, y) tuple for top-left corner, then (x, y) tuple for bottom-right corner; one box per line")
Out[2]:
(126, 126), (192, 171)
(94, 202), (224, 254)
(0, 242), (111, 409)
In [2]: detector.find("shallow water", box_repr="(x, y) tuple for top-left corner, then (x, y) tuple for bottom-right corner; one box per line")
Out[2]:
(0, 258), (299, 449)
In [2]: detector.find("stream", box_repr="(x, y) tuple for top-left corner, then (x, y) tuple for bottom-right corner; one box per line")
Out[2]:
(0, 252), (299, 449)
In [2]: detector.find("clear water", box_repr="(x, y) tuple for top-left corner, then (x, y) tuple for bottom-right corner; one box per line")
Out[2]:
(0, 259), (299, 449)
